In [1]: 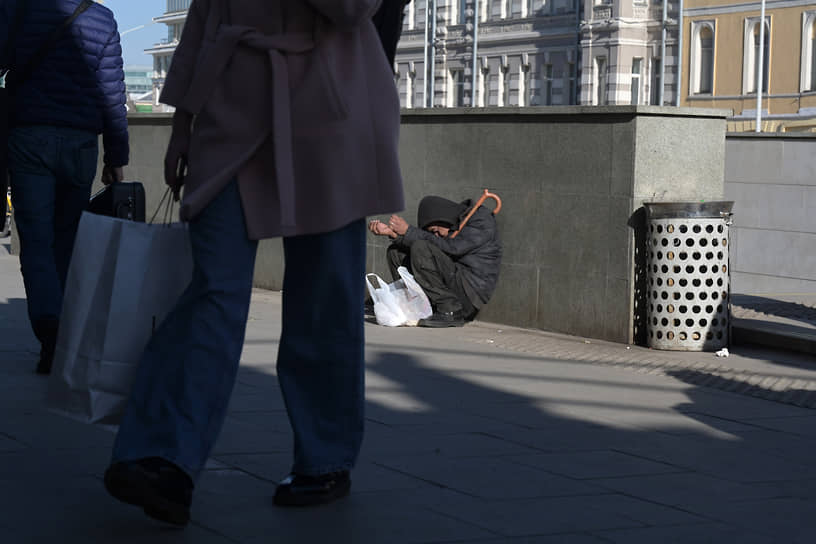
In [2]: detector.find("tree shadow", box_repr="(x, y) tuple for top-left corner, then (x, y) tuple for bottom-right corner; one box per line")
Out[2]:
(732, 294), (816, 327)
(4, 285), (816, 541)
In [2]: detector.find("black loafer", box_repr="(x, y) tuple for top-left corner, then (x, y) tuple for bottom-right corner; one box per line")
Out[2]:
(273, 471), (351, 507)
(104, 457), (193, 527)
(418, 310), (465, 328)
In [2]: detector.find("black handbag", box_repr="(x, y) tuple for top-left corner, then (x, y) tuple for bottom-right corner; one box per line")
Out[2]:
(88, 182), (146, 222)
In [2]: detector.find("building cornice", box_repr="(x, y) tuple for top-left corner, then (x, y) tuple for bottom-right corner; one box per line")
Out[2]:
(153, 10), (187, 25)
(685, 0), (816, 17)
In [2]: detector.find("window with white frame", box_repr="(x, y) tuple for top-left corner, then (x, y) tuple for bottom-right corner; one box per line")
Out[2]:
(567, 62), (577, 104)
(449, 69), (466, 107)
(743, 17), (770, 94)
(458, 0), (469, 23)
(529, 73), (541, 105)
(542, 64), (553, 105)
(502, 65), (511, 105)
(631, 58), (643, 104)
(414, 0), (427, 29)
(399, 67), (414, 108)
(489, 73), (500, 106)
(690, 22), (715, 95)
(511, 0), (524, 18)
(490, 0), (503, 19)
(528, 0), (539, 16)
(508, 68), (521, 106)
(800, 12), (816, 92)
(595, 56), (608, 105)
(651, 57), (662, 104)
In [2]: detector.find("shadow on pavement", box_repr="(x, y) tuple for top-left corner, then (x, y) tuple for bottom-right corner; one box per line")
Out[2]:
(2, 291), (816, 542)
(732, 294), (816, 327)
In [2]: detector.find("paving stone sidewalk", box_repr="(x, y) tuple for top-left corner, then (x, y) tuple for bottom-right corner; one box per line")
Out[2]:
(2, 247), (816, 543)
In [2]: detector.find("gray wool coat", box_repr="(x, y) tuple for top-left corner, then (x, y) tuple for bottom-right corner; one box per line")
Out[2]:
(160, 0), (405, 239)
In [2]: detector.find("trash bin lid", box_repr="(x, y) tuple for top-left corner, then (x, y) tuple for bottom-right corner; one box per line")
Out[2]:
(643, 201), (734, 220)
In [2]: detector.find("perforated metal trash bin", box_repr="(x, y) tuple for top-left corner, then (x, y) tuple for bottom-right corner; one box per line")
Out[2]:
(644, 202), (734, 351)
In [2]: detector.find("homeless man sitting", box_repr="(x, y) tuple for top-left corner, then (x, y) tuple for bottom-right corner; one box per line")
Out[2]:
(369, 195), (502, 327)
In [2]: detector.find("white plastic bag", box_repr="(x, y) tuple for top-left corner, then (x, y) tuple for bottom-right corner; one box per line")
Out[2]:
(365, 267), (432, 327)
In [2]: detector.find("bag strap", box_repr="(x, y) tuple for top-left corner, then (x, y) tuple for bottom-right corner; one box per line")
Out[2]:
(0, 0), (30, 82)
(9, 0), (93, 89)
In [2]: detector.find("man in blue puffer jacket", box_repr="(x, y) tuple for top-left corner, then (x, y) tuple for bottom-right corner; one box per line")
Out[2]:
(1, 0), (129, 374)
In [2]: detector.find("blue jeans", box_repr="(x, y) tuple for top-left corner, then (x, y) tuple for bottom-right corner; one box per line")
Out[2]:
(7, 125), (98, 331)
(112, 180), (366, 481)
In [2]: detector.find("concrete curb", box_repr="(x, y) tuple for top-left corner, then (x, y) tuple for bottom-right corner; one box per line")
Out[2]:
(732, 317), (816, 357)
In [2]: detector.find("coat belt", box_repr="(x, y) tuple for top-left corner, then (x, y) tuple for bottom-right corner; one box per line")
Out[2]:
(180, 26), (315, 228)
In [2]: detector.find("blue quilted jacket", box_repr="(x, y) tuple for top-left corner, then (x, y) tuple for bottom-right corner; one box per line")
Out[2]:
(1, 0), (129, 166)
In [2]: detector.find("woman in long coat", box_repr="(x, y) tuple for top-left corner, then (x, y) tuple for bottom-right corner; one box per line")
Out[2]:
(104, 0), (404, 526)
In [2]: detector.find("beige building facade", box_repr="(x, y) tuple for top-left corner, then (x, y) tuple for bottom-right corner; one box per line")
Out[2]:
(681, 0), (816, 131)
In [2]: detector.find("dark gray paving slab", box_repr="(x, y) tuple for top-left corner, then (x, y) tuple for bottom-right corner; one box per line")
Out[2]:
(215, 452), (432, 494)
(193, 474), (494, 543)
(0, 410), (115, 451)
(0, 474), (235, 543)
(425, 492), (703, 538)
(507, 450), (683, 480)
(593, 522), (771, 544)
(370, 431), (539, 459)
(700, 497), (816, 544)
(609, 431), (816, 483)
(377, 456), (605, 499)
(460, 536), (609, 544)
(590, 472), (781, 513)
(739, 414), (816, 437)
(0, 433), (26, 453)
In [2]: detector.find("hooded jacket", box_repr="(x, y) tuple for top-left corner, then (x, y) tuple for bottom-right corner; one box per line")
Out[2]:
(400, 197), (502, 309)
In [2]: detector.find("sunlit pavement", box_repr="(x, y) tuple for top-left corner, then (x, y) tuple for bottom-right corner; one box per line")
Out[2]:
(2, 247), (816, 543)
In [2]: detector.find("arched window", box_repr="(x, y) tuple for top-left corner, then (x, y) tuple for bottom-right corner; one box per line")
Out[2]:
(690, 22), (716, 95)
(698, 27), (714, 93)
(800, 13), (816, 92)
(811, 21), (816, 90)
(744, 18), (770, 94)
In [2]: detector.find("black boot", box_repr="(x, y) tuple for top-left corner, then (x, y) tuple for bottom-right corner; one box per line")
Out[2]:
(104, 457), (193, 527)
(32, 317), (59, 375)
(273, 471), (351, 507)
(418, 310), (465, 328)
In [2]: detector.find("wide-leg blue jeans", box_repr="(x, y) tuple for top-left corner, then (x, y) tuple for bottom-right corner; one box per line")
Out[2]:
(7, 125), (98, 329)
(112, 180), (366, 481)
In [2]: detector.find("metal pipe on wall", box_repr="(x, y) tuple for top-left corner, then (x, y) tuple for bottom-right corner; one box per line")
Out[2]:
(755, 0), (766, 132)
(472, 0), (479, 107)
(675, 0), (684, 106)
(659, 0), (667, 105)
(575, 0), (581, 104)
(429, 0), (437, 107)
(423, 1), (430, 107)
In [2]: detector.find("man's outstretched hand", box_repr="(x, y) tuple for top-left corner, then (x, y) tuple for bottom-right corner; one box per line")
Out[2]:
(369, 219), (397, 238)
(387, 215), (409, 236)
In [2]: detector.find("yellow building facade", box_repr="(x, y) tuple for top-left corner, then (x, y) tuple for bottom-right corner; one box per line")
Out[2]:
(680, 0), (816, 131)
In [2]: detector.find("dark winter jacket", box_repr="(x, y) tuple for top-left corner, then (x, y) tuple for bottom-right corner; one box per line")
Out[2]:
(401, 198), (502, 309)
(1, 0), (129, 166)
